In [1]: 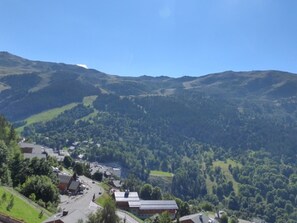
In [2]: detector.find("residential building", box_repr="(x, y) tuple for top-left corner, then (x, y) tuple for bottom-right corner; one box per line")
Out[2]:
(58, 174), (72, 192)
(179, 213), (218, 223)
(114, 191), (140, 210)
(129, 200), (178, 219)
(114, 191), (178, 219)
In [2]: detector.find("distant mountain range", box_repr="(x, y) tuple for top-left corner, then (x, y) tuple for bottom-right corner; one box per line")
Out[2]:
(1, 51), (297, 154)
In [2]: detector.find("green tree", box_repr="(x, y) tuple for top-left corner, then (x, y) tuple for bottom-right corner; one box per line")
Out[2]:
(6, 196), (14, 211)
(140, 184), (153, 200)
(0, 140), (11, 185)
(230, 216), (238, 223)
(92, 171), (103, 182)
(63, 156), (73, 168)
(151, 186), (162, 200)
(180, 202), (190, 217)
(73, 162), (84, 175)
(159, 211), (171, 223)
(21, 175), (59, 206)
(86, 198), (119, 223)
(220, 214), (228, 223)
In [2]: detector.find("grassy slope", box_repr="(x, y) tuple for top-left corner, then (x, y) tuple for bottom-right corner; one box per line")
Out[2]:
(150, 170), (173, 177)
(148, 171), (174, 193)
(77, 95), (99, 123)
(212, 159), (242, 195)
(0, 187), (50, 223)
(96, 182), (112, 206)
(16, 102), (78, 133)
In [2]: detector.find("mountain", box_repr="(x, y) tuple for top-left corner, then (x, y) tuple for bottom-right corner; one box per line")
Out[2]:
(2, 52), (297, 222)
(1, 52), (297, 154)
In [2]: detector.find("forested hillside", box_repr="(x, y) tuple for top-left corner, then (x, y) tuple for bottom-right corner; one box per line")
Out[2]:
(1, 52), (297, 222)
(0, 115), (59, 213)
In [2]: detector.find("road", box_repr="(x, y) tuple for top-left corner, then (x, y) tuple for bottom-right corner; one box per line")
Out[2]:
(117, 210), (141, 223)
(57, 176), (141, 223)
(59, 176), (102, 212)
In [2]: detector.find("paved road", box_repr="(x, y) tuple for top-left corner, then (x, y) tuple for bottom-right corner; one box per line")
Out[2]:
(59, 176), (102, 212)
(117, 210), (141, 223)
(57, 176), (140, 223)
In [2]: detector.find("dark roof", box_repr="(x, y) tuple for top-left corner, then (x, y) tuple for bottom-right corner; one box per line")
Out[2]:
(24, 153), (47, 159)
(19, 142), (44, 153)
(68, 181), (80, 191)
(114, 191), (139, 202)
(179, 213), (217, 223)
(58, 174), (72, 184)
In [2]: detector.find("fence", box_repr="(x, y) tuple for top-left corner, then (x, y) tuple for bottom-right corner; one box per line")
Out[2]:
(0, 213), (24, 223)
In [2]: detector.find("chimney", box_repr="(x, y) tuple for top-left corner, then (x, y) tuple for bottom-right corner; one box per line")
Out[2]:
(124, 190), (129, 198)
(199, 214), (203, 223)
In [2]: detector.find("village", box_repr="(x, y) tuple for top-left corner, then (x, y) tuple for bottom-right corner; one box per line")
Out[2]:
(17, 141), (259, 223)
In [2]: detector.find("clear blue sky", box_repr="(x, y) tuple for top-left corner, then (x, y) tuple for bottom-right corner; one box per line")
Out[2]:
(1, 0), (297, 77)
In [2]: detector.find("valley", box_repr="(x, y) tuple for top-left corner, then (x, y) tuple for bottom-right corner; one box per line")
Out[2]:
(1, 52), (297, 222)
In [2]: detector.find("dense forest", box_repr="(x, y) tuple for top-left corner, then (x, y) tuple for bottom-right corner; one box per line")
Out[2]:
(23, 101), (297, 223)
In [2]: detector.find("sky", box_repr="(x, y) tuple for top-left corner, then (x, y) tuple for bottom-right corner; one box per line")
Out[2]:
(0, 0), (297, 77)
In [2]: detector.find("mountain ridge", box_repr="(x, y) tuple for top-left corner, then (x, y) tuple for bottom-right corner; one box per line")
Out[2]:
(2, 52), (297, 223)
(1, 52), (297, 155)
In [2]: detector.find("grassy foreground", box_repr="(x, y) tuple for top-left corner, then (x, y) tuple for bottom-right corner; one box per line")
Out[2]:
(0, 187), (49, 223)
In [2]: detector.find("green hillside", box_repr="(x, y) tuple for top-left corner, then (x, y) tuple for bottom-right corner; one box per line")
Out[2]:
(0, 187), (49, 223)
(2, 52), (297, 222)
(16, 102), (78, 132)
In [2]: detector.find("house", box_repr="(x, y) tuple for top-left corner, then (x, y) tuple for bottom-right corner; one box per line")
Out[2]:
(114, 191), (178, 219)
(58, 174), (72, 192)
(114, 191), (140, 210)
(179, 213), (218, 223)
(111, 180), (123, 188)
(19, 142), (47, 159)
(129, 200), (178, 220)
(112, 167), (121, 178)
(68, 181), (80, 194)
(23, 153), (47, 159)
(19, 142), (63, 160)
(57, 173), (82, 194)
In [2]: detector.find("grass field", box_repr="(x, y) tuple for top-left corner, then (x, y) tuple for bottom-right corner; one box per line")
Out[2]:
(16, 103), (78, 133)
(96, 182), (112, 206)
(149, 170), (173, 177)
(83, 95), (98, 107)
(0, 187), (49, 223)
(74, 95), (99, 123)
(212, 159), (242, 194)
(96, 191), (110, 206)
(148, 171), (174, 192)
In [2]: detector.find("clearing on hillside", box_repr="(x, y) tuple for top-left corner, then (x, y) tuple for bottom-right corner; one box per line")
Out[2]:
(16, 102), (78, 132)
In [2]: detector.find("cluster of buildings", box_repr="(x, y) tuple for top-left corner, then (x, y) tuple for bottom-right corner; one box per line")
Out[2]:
(114, 190), (178, 220)
(18, 142), (221, 223)
(19, 142), (86, 195)
(18, 142), (65, 161)
(113, 190), (220, 222)
(178, 213), (217, 223)
(90, 161), (122, 178)
(57, 173), (83, 195)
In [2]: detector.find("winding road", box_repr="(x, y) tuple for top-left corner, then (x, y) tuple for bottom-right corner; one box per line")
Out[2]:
(53, 176), (141, 223)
